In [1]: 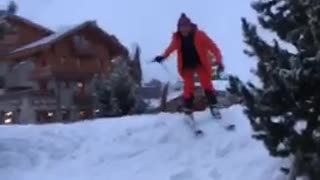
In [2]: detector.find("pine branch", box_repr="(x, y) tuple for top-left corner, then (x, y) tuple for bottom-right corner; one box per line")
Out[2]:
(234, 0), (320, 178)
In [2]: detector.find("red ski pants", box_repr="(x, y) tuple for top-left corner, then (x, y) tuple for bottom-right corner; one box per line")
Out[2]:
(181, 65), (215, 99)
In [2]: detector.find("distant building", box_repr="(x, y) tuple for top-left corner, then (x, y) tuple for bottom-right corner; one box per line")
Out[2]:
(161, 81), (241, 112)
(139, 79), (163, 99)
(0, 15), (133, 124)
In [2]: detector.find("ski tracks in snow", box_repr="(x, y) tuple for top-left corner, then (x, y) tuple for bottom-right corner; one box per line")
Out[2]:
(0, 106), (284, 180)
(0, 127), (83, 180)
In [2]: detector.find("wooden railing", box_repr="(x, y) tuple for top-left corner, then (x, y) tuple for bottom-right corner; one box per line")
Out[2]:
(30, 64), (99, 80)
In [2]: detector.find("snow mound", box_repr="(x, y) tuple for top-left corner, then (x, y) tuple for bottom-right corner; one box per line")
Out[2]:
(0, 105), (284, 180)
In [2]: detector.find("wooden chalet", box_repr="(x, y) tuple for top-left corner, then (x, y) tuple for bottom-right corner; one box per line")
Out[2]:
(0, 14), (129, 124)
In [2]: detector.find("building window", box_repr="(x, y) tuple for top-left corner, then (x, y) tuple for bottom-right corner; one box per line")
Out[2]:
(3, 111), (13, 124)
(48, 112), (54, 117)
(78, 109), (92, 120)
(73, 35), (90, 49)
(77, 81), (85, 93)
(62, 110), (70, 121)
(77, 82), (84, 88)
(36, 110), (55, 123)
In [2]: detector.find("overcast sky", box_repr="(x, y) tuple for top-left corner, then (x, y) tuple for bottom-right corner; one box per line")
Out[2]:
(2, 0), (261, 83)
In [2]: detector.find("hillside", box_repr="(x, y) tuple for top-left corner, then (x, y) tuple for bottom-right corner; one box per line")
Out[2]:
(0, 105), (285, 180)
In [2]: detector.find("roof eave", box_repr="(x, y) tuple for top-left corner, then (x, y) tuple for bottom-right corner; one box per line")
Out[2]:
(5, 45), (49, 60)
(5, 15), (54, 34)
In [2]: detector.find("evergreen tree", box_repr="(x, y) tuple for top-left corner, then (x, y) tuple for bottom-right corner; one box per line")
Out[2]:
(128, 43), (143, 86)
(95, 56), (144, 117)
(227, 0), (320, 179)
(0, 1), (17, 39)
(109, 57), (138, 115)
(7, 1), (17, 15)
(94, 78), (115, 117)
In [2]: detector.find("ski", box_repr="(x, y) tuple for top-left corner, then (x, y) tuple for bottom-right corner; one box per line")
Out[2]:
(183, 112), (204, 137)
(209, 107), (235, 131)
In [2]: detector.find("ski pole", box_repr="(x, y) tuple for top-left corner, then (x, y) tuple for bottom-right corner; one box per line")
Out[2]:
(160, 63), (182, 82)
(145, 58), (172, 74)
(160, 63), (174, 77)
(146, 57), (181, 81)
(160, 63), (171, 74)
(146, 59), (156, 64)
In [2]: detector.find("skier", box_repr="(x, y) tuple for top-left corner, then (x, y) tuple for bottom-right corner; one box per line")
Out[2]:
(153, 13), (224, 116)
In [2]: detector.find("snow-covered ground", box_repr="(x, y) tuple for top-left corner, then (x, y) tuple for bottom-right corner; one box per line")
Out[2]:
(0, 105), (284, 180)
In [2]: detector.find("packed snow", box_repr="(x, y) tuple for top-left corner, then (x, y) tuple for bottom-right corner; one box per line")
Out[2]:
(0, 105), (285, 180)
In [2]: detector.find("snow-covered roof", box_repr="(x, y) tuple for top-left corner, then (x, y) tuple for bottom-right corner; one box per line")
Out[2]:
(4, 15), (53, 33)
(12, 30), (69, 53)
(10, 21), (96, 54)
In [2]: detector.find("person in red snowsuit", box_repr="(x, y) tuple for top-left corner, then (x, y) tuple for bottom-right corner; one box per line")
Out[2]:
(154, 13), (224, 113)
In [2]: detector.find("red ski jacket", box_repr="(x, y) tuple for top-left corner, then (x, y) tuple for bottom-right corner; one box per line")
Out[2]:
(162, 30), (222, 77)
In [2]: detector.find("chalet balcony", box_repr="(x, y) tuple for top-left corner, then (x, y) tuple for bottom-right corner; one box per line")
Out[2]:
(31, 89), (55, 97)
(52, 65), (100, 80)
(73, 93), (94, 107)
(29, 66), (52, 80)
(71, 34), (97, 58)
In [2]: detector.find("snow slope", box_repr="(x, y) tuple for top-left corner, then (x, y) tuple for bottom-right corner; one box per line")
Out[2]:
(0, 105), (284, 180)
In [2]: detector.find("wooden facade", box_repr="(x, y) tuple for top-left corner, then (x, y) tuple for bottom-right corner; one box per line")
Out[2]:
(6, 20), (128, 81)
(0, 15), (130, 124)
(0, 15), (53, 57)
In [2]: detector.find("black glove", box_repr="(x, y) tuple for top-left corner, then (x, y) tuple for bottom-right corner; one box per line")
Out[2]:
(153, 56), (165, 63)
